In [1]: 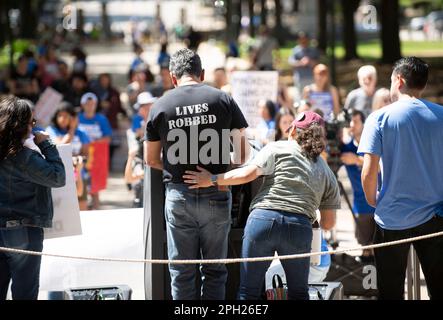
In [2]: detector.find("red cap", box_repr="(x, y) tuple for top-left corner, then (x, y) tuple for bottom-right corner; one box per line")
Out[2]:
(290, 111), (325, 130)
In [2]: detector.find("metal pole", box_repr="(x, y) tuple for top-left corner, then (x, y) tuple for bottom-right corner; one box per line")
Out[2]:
(406, 245), (421, 300)
(412, 247), (421, 299)
(406, 245), (413, 300)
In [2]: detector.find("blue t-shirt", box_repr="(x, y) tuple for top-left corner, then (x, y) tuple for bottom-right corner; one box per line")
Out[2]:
(319, 235), (331, 267)
(357, 98), (443, 230)
(131, 114), (144, 133)
(46, 126), (90, 156)
(341, 139), (375, 215)
(78, 113), (112, 142)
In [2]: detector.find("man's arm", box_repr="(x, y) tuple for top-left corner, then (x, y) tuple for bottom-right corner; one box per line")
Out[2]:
(231, 128), (251, 166)
(319, 209), (336, 230)
(143, 140), (163, 171)
(183, 164), (260, 189)
(361, 153), (380, 207)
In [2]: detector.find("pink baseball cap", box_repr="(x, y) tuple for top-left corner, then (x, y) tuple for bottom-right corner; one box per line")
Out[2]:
(289, 111), (325, 131)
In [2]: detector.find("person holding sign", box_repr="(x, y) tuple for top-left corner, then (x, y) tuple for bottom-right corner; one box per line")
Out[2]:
(184, 111), (340, 300)
(0, 97), (66, 300)
(78, 93), (112, 210)
(46, 102), (90, 210)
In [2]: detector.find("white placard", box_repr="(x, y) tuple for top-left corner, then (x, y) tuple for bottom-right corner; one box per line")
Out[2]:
(230, 71), (279, 129)
(44, 144), (82, 239)
(33, 87), (63, 128)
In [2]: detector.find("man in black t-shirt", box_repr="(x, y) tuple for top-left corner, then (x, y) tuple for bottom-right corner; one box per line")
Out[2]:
(144, 48), (249, 300)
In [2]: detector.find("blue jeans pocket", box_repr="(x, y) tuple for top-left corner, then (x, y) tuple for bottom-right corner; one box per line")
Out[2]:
(287, 222), (312, 252)
(209, 194), (231, 226)
(1, 227), (30, 249)
(165, 189), (187, 225)
(244, 216), (274, 243)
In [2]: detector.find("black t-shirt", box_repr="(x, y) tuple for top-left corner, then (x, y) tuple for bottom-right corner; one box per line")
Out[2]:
(146, 83), (248, 183)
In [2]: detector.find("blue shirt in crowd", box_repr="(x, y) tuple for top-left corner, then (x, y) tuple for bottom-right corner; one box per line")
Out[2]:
(131, 114), (144, 133)
(358, 98), (443, 230)
(46, 126), (90, 156)
(78, 113), (112, 142)
(341, 139), (375, 215)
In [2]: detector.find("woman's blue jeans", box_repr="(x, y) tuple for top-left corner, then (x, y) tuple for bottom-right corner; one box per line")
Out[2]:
(0, 226), (44, 300)
(239, 208), (313, 300)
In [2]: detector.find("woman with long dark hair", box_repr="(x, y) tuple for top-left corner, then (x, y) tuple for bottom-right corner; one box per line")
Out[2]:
(0, 96), (65, 300)
(183, 111), (340, 300)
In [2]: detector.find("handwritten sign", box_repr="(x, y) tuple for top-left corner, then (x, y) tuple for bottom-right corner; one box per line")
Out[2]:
(45, 144), (82, 239)
(34, 87), (63, 128)
(230, 71), (279, 129)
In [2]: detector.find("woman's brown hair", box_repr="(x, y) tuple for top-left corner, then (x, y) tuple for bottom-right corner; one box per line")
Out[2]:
(295, 122), (326, 162)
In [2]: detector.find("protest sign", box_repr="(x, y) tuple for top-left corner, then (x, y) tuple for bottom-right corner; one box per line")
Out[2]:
(45, 144), (82, 239)
(88, 141), (110, 194)
(230, 71), (279, 129)
(33, 87), (63, 128)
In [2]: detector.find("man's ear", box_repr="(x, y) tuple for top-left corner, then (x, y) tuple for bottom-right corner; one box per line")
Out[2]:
(397, 74), (405, 90)
(170, 73), (178, 87)
(200, 69), (205, 82)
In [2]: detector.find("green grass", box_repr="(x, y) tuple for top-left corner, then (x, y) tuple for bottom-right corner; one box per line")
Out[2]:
(0, 39), (35, 69)
(277, 40), (443, 70)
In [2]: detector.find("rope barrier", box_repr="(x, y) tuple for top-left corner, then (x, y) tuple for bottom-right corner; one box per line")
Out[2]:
(0, 230), (442, 265)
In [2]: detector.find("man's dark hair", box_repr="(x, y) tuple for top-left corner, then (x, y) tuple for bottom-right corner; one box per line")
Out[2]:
(169, 48), (202, 79)
(393, 57), (429, 90)
(351, 109), (366, 124)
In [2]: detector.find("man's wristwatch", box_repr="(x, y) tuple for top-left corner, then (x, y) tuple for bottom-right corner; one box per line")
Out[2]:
(210, 174), (218, 186)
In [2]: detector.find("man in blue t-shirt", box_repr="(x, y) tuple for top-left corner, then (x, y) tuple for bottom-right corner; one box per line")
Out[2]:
(341, 110), (375, 262)
(358, 57), (443, 300)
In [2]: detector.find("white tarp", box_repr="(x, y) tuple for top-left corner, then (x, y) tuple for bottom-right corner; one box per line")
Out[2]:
(39, 208), (145, 300)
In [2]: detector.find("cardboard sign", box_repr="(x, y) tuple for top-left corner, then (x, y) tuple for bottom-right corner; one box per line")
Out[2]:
(88, 141), (110, 194)
(33, 87), (63, 128)
(230, 71), (279, 129)
(44, 144), (82, 239)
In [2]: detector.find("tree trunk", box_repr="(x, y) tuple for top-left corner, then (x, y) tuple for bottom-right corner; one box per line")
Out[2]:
(341, 0), (359, 60)
(248, 0), (255, 37)
(274, 0), (283, 43)
(0, 1), (8, 47)
(20, 0), (38, 39)
(260, 0), (267, 26)
(380, 0), (401, 63)
(317, 0), (327, 52)
(233, 0), (242, 40)
(225, 0), (233, 42)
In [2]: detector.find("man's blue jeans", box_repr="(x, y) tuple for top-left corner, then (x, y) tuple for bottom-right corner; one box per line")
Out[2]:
(239, 209), (313, 300)
(165, 183), (232, 300)
(0, 226), (44, 300)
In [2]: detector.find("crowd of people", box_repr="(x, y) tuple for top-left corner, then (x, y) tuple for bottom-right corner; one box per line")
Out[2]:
(0, 28), (442, 302)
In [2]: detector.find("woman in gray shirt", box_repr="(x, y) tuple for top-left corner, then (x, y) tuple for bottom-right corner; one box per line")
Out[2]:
(184, 111), (340, 300)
